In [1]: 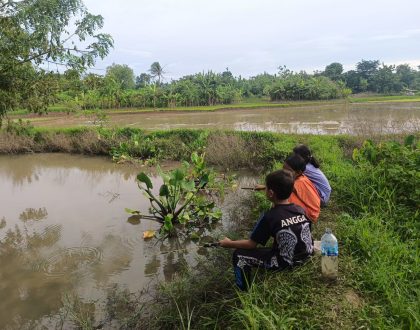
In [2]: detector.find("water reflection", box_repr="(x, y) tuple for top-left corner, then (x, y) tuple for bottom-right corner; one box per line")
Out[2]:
(0, 154), (210, 328)
(0, 224), (68, 327)
(92, 234), (133, 284)
(144, 254), (160, 277)
(0, 154), (135, 188)
(19, 207), (48, 222)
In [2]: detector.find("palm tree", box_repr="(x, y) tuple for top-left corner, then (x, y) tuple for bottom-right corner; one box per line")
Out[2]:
(149, 62), (165, 85)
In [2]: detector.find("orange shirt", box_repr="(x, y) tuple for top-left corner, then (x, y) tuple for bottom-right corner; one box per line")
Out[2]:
(289, 174), (321, 223)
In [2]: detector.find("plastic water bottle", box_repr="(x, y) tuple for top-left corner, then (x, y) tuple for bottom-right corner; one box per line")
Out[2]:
(321, 228), (338, 280)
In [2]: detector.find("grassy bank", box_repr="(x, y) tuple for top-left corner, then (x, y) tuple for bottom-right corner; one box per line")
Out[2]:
(348, 95), (420, 103)
(8, 99), (344, 116)
(0, 127), (418, 329)
(137, 134), (418, 330)
(8, 94), (420, 117)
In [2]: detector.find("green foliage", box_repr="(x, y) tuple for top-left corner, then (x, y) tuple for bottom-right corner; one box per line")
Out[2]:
(323, 62), (344, 81)
(105, 63), (135, 90)
(342, 59), (420, 94)
(5, 54), (420, 115)
(350, 138), (419, 239)
(267, 74), (346, 101)
(0, 0), (113, 117)
(110, 133), (159, 162)
(4, 119), (36, 136)
(128, 152), (221, 236)
(324, 137), (420, 328)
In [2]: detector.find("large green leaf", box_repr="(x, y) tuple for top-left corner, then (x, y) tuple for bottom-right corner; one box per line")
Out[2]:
(173, 168), (185, 182)
(181, 180), (195, 191)
(137, 172), (153, 189)
(159, 184), (170, 197)
(169, 168), (185, 186)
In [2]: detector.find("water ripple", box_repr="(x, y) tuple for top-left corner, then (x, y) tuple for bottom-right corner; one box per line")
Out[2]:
(40, 246), (103, 277)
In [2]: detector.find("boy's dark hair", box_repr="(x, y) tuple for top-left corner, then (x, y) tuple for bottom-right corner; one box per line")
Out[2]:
(265, 169), (294, 200)
(293, 144), (320, 168)
(285, 153), (306, 173)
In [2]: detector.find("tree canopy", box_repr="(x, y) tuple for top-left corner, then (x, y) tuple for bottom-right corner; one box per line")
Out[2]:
(105, 63), (135, 90)
(323, 62), (344, 81)
(0, 0), (113, 119)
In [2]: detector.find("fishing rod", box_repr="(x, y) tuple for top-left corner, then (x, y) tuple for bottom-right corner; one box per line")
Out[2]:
(241, 186), (266, 191)
(158, 242), (220, 255)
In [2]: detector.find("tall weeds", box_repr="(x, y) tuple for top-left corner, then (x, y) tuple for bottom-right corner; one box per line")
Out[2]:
(332, 137), (419, 329)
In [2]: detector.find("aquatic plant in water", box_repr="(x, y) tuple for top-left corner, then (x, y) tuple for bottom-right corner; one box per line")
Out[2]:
(126, 152), (222, 236)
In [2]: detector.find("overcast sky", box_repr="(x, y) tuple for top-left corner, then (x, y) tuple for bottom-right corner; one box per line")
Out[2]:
(83, 0), (420, 79)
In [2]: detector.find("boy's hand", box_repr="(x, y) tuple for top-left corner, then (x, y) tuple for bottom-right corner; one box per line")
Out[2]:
(219, 237), (232, 248)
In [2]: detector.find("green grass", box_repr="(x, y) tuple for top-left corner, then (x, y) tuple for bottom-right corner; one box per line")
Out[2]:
(76, 100), (345, 114)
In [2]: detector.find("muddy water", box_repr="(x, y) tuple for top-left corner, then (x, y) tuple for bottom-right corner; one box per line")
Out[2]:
(28, 102), (420, 134)
(0, 154), (256, 328)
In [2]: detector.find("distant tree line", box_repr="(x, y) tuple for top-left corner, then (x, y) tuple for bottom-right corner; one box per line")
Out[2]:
(52, 59), (420, 110)
(319, 60), (420, 94)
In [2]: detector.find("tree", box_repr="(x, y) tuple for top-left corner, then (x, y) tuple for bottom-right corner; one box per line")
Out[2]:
(396, 64), (415, 87)
(356, 60), (379, 91)
(135, 73), (152, 89)
(99, 75), (121, 108)
(0, 0), (113, 120)
(356, 60), (380, 79)
(61, 69), (83, 96)
(149, 62), (165, 85)
(105, 63), (135, 90)
(323, 62), (343, 81)
(343, 70), (363, 93)
(372, 64), (402, 94)
(82, 73), (104, 91)
(221, 67), (234, 84)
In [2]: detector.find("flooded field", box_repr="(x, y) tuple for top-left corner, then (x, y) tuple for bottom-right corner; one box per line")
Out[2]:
(26, 102), (420, 134)
(0, 154), (256, 328)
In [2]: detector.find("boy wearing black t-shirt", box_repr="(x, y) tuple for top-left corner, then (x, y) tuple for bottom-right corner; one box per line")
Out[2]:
(219, 169), (313, 291)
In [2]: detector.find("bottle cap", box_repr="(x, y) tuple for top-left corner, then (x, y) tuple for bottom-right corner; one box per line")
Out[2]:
(325, 228), (332, 234)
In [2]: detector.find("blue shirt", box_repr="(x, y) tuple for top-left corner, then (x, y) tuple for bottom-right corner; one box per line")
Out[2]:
(304, 163), (331, 204)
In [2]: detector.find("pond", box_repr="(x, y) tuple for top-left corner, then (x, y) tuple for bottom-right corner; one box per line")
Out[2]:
(26, 102), (420, 134)
(0, 154), (256, 328)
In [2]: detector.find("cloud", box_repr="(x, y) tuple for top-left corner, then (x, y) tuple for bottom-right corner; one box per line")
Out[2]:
(116, 48), (153, 58)
(370, 29), (420, 41)
(83, 0), (420, 78)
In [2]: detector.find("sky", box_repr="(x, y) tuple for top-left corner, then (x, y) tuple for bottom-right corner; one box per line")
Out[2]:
(83, 0), (420, 80)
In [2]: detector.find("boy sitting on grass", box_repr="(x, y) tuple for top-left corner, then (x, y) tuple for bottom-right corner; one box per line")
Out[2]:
(219, 169), (314, 291)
